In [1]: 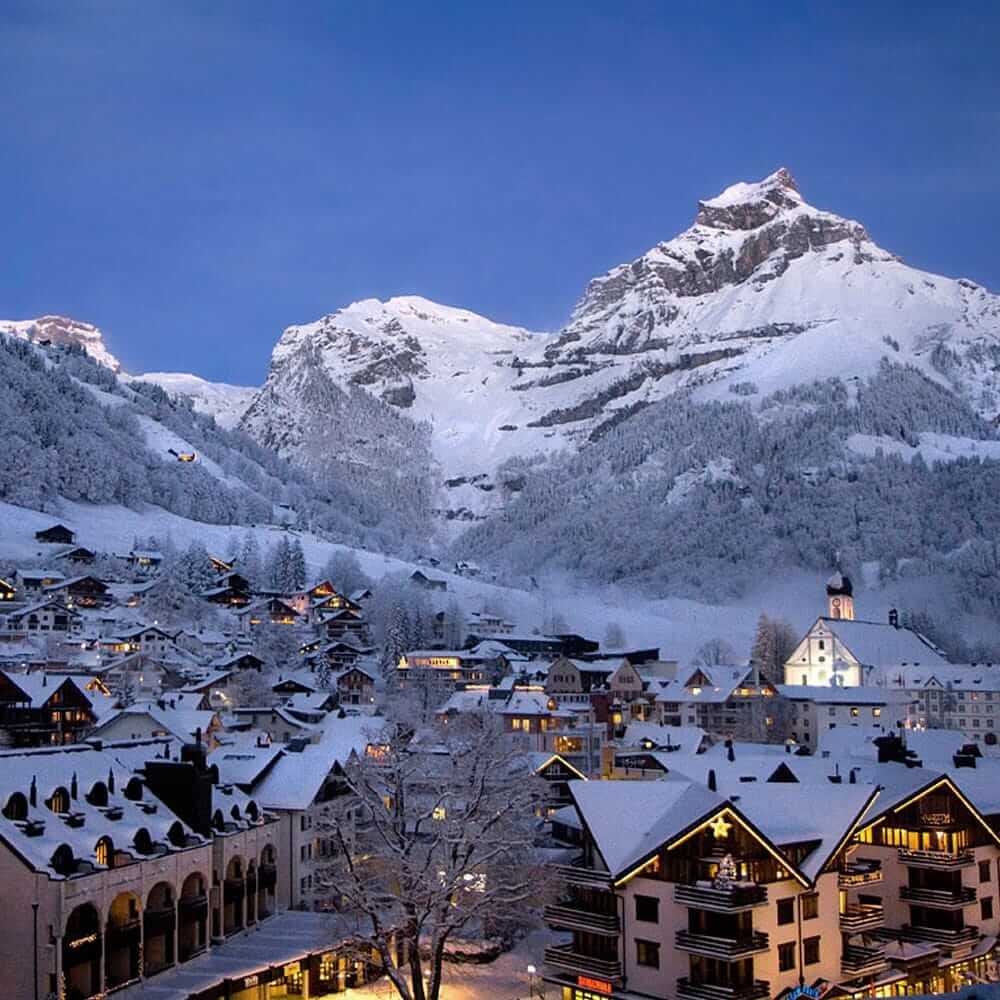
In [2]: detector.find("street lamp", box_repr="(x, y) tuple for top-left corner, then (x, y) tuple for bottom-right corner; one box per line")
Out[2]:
(527, 963), (544, 999)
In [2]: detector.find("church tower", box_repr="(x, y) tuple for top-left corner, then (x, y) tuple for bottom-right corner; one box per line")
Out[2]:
(826, 572), (855, 620)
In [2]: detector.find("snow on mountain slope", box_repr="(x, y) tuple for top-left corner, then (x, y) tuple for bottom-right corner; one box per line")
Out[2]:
(135, 372), (257, 429)
(241, 169), (1000, 527)
(552, 167), (1000, 415)
(0, 315), (120, 371)
(249, 296), (546, 477)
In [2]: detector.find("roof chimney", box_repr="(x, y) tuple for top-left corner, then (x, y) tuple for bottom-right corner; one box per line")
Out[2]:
(888, 608), (899, 628)
(708, 769), (717, 792)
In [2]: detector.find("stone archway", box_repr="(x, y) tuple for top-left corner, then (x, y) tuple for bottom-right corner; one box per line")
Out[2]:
(178, 872), (209, 962)
(258, 843), (277, 918)
(223, 855), (245, 936)
(105, 892), (141, 989)
(143, 881), (176, 976)
(63, 902), (102, 1000)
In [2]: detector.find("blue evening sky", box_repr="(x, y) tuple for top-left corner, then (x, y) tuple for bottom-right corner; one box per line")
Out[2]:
(1, 1), (998, 382)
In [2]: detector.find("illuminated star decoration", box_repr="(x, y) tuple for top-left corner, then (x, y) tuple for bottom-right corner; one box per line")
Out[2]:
(710, 813), (733, 839)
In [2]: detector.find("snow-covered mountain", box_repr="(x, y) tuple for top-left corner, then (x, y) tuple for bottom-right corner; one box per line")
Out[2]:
(134, 372), (257, 430)
(552, 167), (1000, 412)
(240, 168), (1000, 523)
(0, 315), (121, 372)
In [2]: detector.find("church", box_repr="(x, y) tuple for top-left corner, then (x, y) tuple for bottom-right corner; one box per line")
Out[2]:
(783, 573), (949, 687)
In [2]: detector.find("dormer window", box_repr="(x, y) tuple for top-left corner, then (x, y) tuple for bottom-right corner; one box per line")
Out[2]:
(95, 836), (113, 868)
(47, 788), (70, 814)
(3, 792), (28, 821)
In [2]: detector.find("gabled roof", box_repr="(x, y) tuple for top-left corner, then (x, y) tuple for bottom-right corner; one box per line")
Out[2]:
(811, 617), (948, 667)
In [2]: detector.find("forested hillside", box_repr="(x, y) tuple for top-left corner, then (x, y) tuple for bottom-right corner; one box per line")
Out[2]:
(0, 336), (431, 553)
(459, 362), (1000, 611)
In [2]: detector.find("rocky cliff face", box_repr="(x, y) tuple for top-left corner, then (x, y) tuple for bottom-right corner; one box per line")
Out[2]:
(0, 315), (121, 371)
(240, 169), (1000, 524)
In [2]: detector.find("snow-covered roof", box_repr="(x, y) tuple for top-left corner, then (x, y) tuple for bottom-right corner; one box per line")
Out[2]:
(0, 739), (201, 878)
(571, 777), (725, 877)
(777, 684), (911, 704)
(817, 618), (948, 667)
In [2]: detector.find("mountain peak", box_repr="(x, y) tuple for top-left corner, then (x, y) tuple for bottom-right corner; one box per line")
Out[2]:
(696, 167), (805, 231)
(0, 314), (120, 371)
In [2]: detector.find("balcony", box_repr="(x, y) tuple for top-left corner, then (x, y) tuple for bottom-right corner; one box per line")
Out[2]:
(841, 944), (890, 978)
(675, 930), (769, 961)
(898, 847), (974, 870)
(553, 860), (614, 889)
(544, 943), (621, 982)
(900, 886), (976, 909)
(674, 883), (768, 912)
(677, 978), (770, 1000)
(839, 859), (883, 888)
(840, 904), (885, 932)
(543, 903), (619, 935)
(900, 924), (979, 945)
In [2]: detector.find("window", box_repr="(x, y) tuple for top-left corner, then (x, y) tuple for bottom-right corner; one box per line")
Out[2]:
(828, 707), (836, 717)
(803, 936), (821, 965)
(778, 941), (796, 972)
(982, 897), (994, 920)
(636, 939), (660, 968)
(873, 708), (882, 718)
(980, 860), (991, 884)
(635, 895), (659, 923)
(432, 806), (447, 821)
(850, 707), (859, 718)
(801, 893), (819, 919)
(777, 898), (795, 925)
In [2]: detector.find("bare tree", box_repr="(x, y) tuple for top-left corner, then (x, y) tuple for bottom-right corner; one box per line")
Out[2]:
(693, 637), (737, 666)
(314, 715), (549, 1000)
(603, 621), (627, 650)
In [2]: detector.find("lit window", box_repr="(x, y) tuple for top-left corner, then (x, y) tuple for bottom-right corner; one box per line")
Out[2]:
(432, 806), (446, 821)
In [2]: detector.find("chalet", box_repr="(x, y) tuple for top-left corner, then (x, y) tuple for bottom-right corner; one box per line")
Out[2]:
(18, 569), (65, 593)
(175, 670), (236, 710)
(0, 671), (98, 745)
(399, 645), (508, 688)
(312, 637), (374, 670)
(239, 597), (302, 629)
(530, 751), (587, 814)
(466, 610), (516, 636)
(0, 577), (15, 602)
(111, 625), (177, 658)
(229, 706), (322, 745)
(333, 665), (377, 707)
(321, 607), (369, 642)
(545, 656), (617, 703)
(54, 545), (97, 565)
(350, 587), (373, 604)
(202, 572), (252, 607)
(4, 599), (81, 634)
(92, 700), (223, 747)
(210, 651), (265, 674)
(128, 549), (164, 573)
(45, 575), (110, 608)
(272, 675), (317, 697)
(652, 664), (784, 742)
(34, 523), (76, 545)
(409, 570), (447, 592)
(98, 653), (165, 700)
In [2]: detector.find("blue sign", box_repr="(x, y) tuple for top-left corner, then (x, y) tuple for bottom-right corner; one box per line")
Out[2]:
(788, 987), (821, 1000)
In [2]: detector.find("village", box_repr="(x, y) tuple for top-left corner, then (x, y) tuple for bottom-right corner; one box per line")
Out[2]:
(0, 523), (999, 1000)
